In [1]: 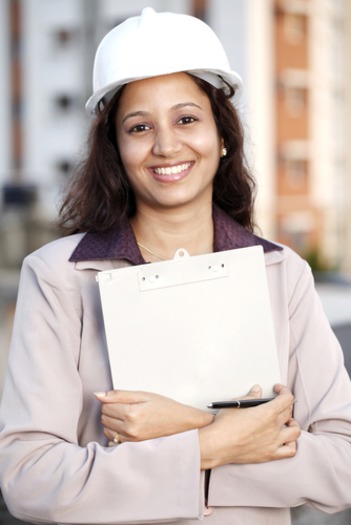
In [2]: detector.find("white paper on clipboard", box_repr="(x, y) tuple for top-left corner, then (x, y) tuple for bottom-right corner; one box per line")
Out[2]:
(96, 245), (280, 411)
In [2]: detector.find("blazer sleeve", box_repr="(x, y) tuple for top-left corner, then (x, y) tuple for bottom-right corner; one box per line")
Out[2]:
(208, 249), (351, 513)
(0, 253), (204, 524)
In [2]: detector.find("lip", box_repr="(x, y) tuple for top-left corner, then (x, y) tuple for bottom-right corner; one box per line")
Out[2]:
(149, 162), (193, 183)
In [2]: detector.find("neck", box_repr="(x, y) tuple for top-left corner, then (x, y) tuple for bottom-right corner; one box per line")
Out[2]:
(131, 204), (214, 261)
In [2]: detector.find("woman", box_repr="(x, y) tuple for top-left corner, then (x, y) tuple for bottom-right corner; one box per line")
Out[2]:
(0, 8), (351, 525)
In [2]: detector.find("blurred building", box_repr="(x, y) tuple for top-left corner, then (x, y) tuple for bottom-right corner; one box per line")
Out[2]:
(273, 0), (348, 271)
(0, 0), (349, 272)
(210, 0), (349, 273)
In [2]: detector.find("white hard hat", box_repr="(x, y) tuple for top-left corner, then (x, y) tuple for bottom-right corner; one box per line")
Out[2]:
(86, 7), (243, 115)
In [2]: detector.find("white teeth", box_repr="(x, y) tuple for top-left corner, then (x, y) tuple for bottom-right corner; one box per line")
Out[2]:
(154, 163), (191, 175)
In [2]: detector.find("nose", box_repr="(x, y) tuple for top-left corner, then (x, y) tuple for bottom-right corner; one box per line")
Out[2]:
(152, 126), (181, 157)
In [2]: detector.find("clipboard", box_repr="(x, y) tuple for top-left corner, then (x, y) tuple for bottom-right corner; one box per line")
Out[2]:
(97, 245), (281, 410)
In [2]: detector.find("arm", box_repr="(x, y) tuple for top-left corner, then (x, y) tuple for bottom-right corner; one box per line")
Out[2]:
(95, 389), (214, 443)
(208, 252), (351, 513)
(0, 252), (203, 524)
(198, 384), (300, 469)
(97, 385), (299, 466)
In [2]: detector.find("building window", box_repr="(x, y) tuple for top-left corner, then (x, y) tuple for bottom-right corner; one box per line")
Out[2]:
(284, 13), (306, 44)
(53, 29), (77, 47)
(56, 159), (74, 176)
(284, 158), (307, 186)
(278, 210), (315, 254)
(281, 226), (309, 253)
(54, 94), (76, 112)
(284, 86), (307, 115)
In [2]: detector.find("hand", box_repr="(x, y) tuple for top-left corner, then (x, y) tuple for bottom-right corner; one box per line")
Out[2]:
(199, 384), (301, 469)
(95, 390), (214, 444)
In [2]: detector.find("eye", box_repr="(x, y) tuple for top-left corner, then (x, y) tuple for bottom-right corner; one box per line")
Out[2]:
(128, 123), (151, 133)
(177, 116), (197, 125)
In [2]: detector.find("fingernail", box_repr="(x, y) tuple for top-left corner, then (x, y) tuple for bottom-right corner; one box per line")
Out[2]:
(94, 391), (107, 398)
(250, 384), (261, 393)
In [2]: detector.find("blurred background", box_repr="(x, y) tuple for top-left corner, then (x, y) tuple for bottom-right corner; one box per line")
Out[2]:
(0, 0), (351, 523)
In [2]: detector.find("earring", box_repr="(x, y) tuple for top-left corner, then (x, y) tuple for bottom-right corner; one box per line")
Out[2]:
(221, 146), (227, 158)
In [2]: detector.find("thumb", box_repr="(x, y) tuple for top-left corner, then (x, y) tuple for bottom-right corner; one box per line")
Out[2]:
(246, 384), (262, 399)
(94, 389), (147, 404)
(94, 390), (119, 403)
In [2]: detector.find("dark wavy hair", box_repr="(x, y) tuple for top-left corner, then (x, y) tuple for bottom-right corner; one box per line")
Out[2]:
(59, 75), (256, 234)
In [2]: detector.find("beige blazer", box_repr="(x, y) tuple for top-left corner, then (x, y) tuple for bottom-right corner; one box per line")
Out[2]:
(0, 233), (351, 525)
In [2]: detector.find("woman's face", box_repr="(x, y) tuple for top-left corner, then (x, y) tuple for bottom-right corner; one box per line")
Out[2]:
(115, 73), (223, 214)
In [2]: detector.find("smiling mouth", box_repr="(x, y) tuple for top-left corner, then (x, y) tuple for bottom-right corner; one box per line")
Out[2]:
(153, 163), (191, 176)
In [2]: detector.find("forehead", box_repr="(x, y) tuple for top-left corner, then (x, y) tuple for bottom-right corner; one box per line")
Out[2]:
(117, 72), (211, 111)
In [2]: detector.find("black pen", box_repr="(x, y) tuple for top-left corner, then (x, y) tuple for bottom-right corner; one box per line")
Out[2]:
(207, 398), (274, 409)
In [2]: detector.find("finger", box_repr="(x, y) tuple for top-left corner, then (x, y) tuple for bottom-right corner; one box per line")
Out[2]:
(271, 386), (295, 409)
(262, 394), (295, 428)
(101, 415), (132, 441)
(95, 389), (147, 404)
(273, 384), (293, 397)
(216, 385), (262, 414)
(286, 418), (301, 436)
(106, 428), (125, 446)
(101, 398), (141, 422)
(272, 421), (301, 459)
(94, 390), (118, 403)
(280, 423), (301, 443)
(101, 407), (142, 439)
(101, 412), (125, 430)
(275, 440), (297, 459)
(242, 384), (263, 399)
(274, 403), (296, 427)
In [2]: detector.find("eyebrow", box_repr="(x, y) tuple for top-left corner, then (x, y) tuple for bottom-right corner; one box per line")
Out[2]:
(122, 102), (203, 123)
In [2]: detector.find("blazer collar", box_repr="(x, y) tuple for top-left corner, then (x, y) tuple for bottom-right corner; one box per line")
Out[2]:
(212, 206), (281, 254)
(69, 206), (282, 264)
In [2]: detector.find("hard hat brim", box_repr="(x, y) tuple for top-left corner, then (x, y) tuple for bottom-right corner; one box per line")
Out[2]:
(85, 69), (243, 116)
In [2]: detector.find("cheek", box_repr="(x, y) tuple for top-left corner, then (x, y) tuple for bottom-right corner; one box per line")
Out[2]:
(192, 126), (221, 152)
(117, 139), (140, 172)
(116, 140), (148, 189)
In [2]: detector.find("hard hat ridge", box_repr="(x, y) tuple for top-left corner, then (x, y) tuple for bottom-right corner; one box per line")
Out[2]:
(85, 7), (243, 115)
